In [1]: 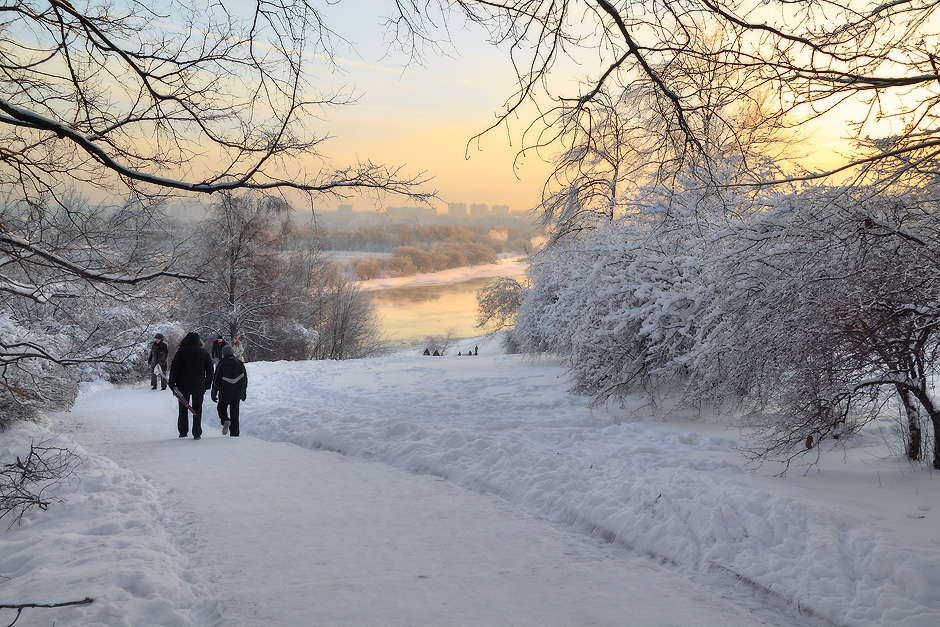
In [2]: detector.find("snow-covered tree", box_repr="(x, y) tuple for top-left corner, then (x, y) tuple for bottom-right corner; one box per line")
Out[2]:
(183, 193), (293, 342)
(695, 188), (940, 470)
(513, 206), (720, 404)
(309, 269), (389, 361)
(476, 277), (525, 332)
(0, 196), (188, 420)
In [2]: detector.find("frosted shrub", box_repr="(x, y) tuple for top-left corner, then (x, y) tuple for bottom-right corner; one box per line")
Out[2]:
(695, 190), (940, 468)
(514, 219), (716, 402)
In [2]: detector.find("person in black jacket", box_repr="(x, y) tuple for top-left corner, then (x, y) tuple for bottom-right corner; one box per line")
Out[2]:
(168, 331), (214, 440)
(210, 334), (227, 367)
(147, 333), (169, 390)
(211, 344), (248, 437)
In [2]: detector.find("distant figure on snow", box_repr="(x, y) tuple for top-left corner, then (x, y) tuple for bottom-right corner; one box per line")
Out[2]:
(168, 332), (214, 440)
(231, 335), (246, 361)
(474, 345), (478, 356)
(212, 344), (248, 437)
(423, 348), (431, 356)
(210, 334), (227, 367)
(147, 332), (168, 390)
(432, 349), (440, 356)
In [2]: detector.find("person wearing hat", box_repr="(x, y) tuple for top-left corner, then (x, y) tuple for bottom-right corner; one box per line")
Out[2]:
(147, 333), (169, 390)
(210, 334), (228, 368)
(168, 331), (214, 439)
(211, 343), (248, 437)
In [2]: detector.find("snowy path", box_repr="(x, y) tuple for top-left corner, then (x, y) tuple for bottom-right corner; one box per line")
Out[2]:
(43, 384), (790, 627)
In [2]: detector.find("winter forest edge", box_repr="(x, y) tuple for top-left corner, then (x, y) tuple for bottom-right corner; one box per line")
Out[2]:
(2, 0), (940, 625)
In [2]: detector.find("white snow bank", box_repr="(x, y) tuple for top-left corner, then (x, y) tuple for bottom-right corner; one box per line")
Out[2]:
(0, 422), (219, 627)
(240, 350), (940, 627)
(1, 343), (937, 626)
(358, 257), (527, 291)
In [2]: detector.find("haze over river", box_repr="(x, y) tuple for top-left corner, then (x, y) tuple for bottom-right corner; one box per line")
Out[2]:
(369, 277), (497, 345)
(360, 258), (527, 346)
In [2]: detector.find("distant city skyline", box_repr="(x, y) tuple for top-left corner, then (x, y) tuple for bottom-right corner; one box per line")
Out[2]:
(333, 202), (524, 219)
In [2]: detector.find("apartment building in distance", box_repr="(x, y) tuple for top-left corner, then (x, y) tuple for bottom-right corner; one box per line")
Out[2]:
(468, 203), (489, 217)
(447, 202), (468, 216)
(385, 205), (438, 220)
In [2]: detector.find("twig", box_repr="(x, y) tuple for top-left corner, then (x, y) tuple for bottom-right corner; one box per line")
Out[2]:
(1, 597), (93, 627)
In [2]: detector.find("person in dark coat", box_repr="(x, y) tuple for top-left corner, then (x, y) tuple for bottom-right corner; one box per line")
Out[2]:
(147, 333), (169, 390)
(168, 331), (214, 440)
(211, 344), (248, 437)
(210, 334), (228, 367)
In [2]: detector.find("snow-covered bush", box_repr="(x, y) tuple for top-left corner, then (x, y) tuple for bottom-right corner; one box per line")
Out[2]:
(0, 313), (79, 425)
(475, 276), (525, 332)
(514, 217), (716, 403)
(517, 178), (940, 468)
(693, 189), (940, 469)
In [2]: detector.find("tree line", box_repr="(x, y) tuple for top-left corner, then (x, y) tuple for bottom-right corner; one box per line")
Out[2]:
(322, 223), (537, 280)
(0, 192), (387, 427)
(325, 223), (531, 253)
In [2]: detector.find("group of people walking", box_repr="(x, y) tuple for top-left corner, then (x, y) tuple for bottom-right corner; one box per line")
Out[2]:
(148, 331), (248, 440)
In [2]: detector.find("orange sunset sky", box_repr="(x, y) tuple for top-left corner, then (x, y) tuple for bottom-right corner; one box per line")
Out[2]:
(299, 2), (553, 215)
(239, 1), (851, 216)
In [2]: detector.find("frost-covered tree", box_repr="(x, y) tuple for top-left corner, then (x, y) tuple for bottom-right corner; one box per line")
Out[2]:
(309, 267), (389, 361)
(476, 277), (525, 332)
(0, 0), (432, 419)
(183, 193), (294, 341)
(0, 196), (185, 421)
(535, 38), (790, 242)
(513, 205), (721, 403)
(695, 188), (940, 470)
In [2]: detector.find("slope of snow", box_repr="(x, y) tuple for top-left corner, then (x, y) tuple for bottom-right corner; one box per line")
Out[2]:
(0, 340), (937, 626)
(0, 423), (218, 626)
(240, 342), (939, 627)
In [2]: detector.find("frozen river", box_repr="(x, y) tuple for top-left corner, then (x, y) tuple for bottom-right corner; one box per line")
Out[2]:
(369, 276), (497, 345)
(360, 258), (527, 345)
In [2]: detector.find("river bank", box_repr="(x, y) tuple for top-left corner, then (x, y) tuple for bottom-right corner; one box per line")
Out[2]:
(358, 256), (527, 292)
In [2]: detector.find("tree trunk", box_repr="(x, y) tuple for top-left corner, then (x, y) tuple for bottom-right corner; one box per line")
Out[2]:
(907, 386), (940, 470)
(898, 387), (924, 461)
(932, 412), (940, 471)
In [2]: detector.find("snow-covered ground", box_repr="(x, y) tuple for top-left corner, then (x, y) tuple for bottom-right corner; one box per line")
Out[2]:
(1, 336), (938, 626)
